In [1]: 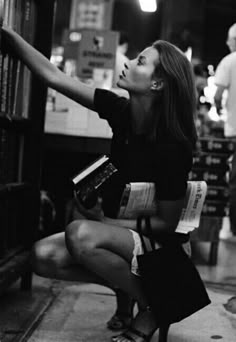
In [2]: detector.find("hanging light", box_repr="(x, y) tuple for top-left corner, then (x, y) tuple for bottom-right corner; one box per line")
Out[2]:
(139, 0), (157, 12)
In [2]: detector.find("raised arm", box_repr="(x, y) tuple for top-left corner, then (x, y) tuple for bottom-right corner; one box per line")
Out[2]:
(1, 25), (96, 110)
(214, 84), (226, 116)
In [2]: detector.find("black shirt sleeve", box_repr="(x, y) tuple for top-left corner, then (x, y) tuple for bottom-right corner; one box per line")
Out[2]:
(93, 88), (129, 130)
(155, 143), (192, 200)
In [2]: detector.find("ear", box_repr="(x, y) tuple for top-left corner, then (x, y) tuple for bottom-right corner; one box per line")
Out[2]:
(151, 79), (164, 92)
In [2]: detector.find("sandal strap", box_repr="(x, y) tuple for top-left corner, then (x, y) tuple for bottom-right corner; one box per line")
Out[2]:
(112, 328), (150, 342)
(120, 332), (136, 342)
(128, 327), (150, 340)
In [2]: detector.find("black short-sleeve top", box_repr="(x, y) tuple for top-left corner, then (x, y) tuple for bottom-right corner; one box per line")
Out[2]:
(94, 88), (193, 218)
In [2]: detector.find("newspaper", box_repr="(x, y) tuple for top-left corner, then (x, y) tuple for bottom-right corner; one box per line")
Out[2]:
(117, 181), (207, 234)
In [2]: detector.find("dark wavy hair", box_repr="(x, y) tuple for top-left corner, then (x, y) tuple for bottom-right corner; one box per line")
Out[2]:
(152, 40), (197, 147)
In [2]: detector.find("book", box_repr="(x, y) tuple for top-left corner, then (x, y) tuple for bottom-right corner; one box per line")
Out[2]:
(0, 0), (4, 27)
(117, 181), (207, 234)
(0, 0), (35, 118)
(20, 0), (36, 118)
(72, 155), (118, 209)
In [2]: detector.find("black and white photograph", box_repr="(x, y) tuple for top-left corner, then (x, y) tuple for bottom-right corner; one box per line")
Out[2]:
(0, 0), (236, 341)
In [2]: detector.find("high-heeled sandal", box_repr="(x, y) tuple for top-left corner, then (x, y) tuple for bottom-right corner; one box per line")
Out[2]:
(111, 325), (170, 342)
(111, 306), (171, 342)
(107, 296), (135, 331)
(111, 327), (152, 342)
(107, 312), (133, 331)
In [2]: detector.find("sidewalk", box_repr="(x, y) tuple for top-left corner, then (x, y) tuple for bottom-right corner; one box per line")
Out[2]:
(1, 275), (236, 342)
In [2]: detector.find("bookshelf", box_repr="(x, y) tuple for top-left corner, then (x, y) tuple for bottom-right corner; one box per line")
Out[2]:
(0, 0), (56, 294)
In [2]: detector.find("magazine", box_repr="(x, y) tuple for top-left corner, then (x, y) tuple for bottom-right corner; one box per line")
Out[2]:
(71, 155), (118, 209)
(117, 181), (207, 234)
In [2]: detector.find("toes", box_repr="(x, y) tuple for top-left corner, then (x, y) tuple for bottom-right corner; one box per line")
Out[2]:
(112, 334), (131, 342)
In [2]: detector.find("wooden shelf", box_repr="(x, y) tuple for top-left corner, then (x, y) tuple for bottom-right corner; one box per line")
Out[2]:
(0, 0), (56, 295)
(0, 182), (32, 198)
(0, 113), (32, 132)
(0, 247), (25, 267)
(0, 250), (32, 294)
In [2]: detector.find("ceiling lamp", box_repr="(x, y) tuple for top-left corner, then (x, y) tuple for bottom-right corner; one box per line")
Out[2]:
(139, 0), (157, 12)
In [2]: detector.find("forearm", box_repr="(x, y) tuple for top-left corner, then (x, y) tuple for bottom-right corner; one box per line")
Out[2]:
(1, 25), (57, 85)
(102, 217), (137, 229)
(102, 215), (175, 234)
(214, 86), (225, 116)
(214, 98), (222, 115)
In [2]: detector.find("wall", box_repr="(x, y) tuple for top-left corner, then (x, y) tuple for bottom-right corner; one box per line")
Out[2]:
(160, 0), (236, 66)
(111, 0), (162, 57)
(52, 0), (236, 66)
(203, 0), (236, 66)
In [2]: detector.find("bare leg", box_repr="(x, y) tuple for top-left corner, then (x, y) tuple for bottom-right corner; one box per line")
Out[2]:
(107, 289), (135, 331)
(115, 289), (135, 317)
(32, 232), (134, 331)
(65, 220), (148, 308)
(66, 199), (136, 329)
(65, 219), (159, 341)
(31, 232), (110, 286)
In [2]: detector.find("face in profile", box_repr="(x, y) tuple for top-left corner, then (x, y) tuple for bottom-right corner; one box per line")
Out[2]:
(117, 46), (159, 94)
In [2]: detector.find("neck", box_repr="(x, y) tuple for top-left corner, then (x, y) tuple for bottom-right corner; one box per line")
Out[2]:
(129, 94), (156, 135)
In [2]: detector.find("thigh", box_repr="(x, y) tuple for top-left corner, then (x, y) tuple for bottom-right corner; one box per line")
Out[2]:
(36, 232), (75, 267)
(69, 220), (137, 264)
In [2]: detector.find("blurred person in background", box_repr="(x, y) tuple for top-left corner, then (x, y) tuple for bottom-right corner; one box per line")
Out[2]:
(214, 23), (236, 237)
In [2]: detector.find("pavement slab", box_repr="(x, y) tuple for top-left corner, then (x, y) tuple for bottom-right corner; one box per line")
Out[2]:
(25, 284), (236, 342)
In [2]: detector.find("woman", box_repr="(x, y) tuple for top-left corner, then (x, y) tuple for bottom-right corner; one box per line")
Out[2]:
(1, 24), (197, 342)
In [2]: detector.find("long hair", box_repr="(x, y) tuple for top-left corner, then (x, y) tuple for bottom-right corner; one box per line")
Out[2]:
(152, 40), (197, 147)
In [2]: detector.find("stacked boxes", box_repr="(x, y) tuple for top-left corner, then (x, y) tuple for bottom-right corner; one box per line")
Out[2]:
(190, 138), (234, 265)
(190, 137), (234, 217)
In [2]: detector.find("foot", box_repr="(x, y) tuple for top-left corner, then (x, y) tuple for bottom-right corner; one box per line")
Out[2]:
(111, 308), (158, 342)
(107, 290), (135, 331)
(107, 312), (133, 331)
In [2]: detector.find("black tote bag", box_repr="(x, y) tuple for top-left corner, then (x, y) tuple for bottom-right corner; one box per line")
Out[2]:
(136, 216), (211, 325)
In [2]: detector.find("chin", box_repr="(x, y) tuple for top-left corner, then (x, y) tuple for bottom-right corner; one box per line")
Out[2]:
(117, 78), (128, 90)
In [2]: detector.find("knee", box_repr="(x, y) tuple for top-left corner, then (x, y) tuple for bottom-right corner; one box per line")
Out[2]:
(65, 220), (95, 259)
(31, 239), (58, 277)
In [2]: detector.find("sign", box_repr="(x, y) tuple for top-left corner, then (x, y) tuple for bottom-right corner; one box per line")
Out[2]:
(70, 0), (114, 30)
(77, 29), (118, 85)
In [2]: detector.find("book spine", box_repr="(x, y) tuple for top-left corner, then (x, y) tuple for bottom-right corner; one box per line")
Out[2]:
(8, 0), (20, 116)
(0, 52), (3, 113)
(0, 0), (36, 117)
(15, 0), (35, 118)
(23, 0), (37, 118)
(4, 0), (14, 115)
(0, 0), (4, 113)
(0, 53), (9, 114)
(0, 0), (13, 115)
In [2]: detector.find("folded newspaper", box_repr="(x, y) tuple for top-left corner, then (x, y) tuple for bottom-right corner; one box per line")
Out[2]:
(117, 181), (207, 234)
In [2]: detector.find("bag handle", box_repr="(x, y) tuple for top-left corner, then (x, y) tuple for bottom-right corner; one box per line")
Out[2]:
(136, 215), (156, 253)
